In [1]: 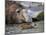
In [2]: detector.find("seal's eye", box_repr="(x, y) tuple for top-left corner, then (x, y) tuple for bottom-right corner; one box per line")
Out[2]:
(16, 9), (20, 13)
(17, 10), (20, 13)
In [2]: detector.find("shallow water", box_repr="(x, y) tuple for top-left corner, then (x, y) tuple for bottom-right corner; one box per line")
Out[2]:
(5, 21), (44, 35)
